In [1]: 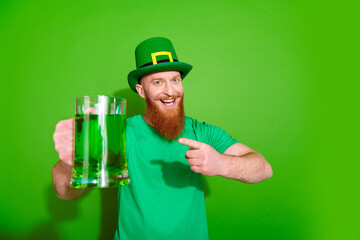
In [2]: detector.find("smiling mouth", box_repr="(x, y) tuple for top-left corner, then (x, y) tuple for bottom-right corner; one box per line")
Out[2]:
(160, 98), (176, 107)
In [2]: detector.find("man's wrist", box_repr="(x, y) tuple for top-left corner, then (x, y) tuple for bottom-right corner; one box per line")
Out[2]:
(218, 154), (231, 178)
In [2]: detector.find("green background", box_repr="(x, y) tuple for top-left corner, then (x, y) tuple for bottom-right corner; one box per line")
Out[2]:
(0, 0), (358, 239)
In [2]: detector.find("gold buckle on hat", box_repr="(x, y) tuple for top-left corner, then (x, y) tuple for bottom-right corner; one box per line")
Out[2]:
(151, 51), (173, 65)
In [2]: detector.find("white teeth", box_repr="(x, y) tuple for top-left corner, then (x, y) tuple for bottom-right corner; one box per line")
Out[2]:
(162, 99), (175, 103)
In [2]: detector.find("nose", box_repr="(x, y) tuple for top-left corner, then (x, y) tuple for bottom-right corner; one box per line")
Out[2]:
(163, 82), (175, 96)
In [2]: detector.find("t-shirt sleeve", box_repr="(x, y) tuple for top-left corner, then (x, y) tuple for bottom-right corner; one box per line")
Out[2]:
(192, 119), (240, 154)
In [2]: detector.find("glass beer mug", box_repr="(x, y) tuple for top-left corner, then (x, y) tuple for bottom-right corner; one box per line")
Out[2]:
(70, 95), (130, 188)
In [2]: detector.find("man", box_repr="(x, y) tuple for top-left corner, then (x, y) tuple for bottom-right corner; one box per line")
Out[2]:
(52, 37), (273, 240)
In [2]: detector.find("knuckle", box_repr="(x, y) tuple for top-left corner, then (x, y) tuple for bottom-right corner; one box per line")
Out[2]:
(204, 149), (211, 155)
(55, 144), (62, 152)
(65, 118), (74, 127)
(59, 152), (67, 160)
(53, 132), (59, 141)
(63, 152), (73, 160)
(55, 121), (64, 129)
(204, 159), (209, 166)
(60, 152), (72, 162)
(56, 119), (74, 130)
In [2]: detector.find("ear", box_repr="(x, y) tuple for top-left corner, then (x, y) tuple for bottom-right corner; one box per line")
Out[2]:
(136, 84), (145, 99)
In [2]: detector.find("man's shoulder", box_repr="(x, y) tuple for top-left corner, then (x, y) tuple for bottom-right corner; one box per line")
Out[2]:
(126, 115), (141, 123)
(185, 116), (203, 122)
(125, 115), (143, 129)
(184, 116), (220, 134)
(184, 116), (210, 128)
(184, 116), (198, 127)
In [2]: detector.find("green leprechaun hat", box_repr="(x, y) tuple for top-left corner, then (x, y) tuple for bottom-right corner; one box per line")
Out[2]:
(128, 37), (193, 93)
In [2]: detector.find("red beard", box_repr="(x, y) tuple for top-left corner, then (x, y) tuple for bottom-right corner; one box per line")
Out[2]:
(145, 95), (185, 141)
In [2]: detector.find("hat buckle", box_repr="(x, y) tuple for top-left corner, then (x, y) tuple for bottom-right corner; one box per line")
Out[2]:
(151, 51), (173, 65)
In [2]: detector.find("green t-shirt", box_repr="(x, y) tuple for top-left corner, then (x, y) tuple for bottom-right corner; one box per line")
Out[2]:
(114, 115), (239, 240)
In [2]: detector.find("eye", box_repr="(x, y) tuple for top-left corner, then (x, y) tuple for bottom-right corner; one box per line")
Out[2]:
(172, 78), (181, 83)
(154, 80), (162, 85)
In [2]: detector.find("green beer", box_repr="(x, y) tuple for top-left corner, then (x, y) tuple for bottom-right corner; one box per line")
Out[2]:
(70, 113), (129, 188)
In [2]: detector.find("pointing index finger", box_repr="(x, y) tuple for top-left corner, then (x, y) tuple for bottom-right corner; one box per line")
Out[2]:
(178, 138), (203, 149)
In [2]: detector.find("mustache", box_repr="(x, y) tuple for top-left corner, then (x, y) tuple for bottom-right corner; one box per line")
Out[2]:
(154, 94), (182, 101)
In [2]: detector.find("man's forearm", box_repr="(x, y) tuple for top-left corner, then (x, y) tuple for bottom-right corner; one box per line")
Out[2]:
(52, 161), (89, 201)
(219, 152), (273, 183)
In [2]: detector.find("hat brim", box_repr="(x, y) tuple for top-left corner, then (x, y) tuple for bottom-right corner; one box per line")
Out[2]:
(127, 62), (193, 93)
